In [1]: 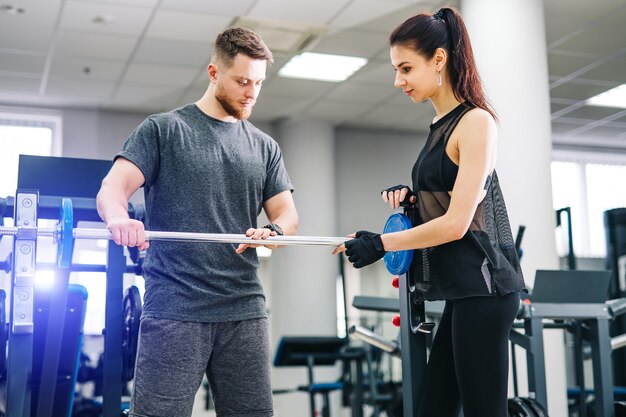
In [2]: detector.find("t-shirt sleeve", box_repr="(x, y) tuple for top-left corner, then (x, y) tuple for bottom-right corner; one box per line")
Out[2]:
(264, 141), (294, 202)
(115, 117), (160, 187)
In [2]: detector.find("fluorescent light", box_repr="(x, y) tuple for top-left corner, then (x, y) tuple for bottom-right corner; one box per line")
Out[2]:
(278, 52), (368, 82)
(586, 84), (626, 109)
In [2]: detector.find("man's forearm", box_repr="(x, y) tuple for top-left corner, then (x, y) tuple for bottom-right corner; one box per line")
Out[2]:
(96, 183), (130, 224)
(268, 212), (298, 236)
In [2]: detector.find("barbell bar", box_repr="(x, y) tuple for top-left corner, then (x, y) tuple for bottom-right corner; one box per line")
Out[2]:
(0, 225), (351, 246)
(1, 198), (415, 275)
(348, 325), (401, 357)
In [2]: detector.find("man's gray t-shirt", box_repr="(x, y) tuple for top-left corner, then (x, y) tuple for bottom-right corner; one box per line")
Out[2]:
(116, 104), (293, 323)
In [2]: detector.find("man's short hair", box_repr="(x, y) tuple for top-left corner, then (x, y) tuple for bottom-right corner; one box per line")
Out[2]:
(213, 27), (274, 67)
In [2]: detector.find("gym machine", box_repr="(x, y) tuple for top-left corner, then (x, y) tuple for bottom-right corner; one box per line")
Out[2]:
(273, 336), (365, 417)
(605, 208), (626, 388)
(349, 295), (423, 417)
(510, 269), (626, 417)
(0, 155), (142, 417)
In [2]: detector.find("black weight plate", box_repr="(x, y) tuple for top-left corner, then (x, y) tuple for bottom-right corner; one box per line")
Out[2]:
(71, 398), (102, 417)
(122, 285), (142, 382)
(508, 397), (534, 417)
(520, 397), (547, 417)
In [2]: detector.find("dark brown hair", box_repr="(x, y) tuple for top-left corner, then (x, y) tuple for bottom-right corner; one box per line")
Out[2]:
(214, 27), (274, 67)
(389, 8), (497, 120)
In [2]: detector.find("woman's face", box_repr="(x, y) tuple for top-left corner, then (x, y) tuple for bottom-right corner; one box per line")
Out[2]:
(390, 44), (439, 103)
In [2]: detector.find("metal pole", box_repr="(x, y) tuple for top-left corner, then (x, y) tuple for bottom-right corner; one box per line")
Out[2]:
(348, 325), (400, 356)
(35, 267), (71, 417)
(525, 315), (548, 408)
(590, 318), (614, 417)
(0, 226), (349, 247)
(399, 208), (427, 417)
(102, 242), (125, 417)
(6, 190), (38, 417)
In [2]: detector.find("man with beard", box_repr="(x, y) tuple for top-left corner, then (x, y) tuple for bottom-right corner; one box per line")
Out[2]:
(96, 27), (298, 417)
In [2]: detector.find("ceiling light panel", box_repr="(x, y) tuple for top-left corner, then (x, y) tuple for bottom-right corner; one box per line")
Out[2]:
(586, 84), (626, 109)
(278, 52), (367, 82)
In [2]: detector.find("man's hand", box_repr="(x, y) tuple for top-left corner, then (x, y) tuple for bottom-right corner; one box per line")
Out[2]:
(235, 227), (279, 254)
(106, 217), (149, 250)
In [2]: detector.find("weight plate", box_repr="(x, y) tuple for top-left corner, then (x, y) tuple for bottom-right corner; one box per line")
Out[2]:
(57, 198), (74, 269)
(520, 397), (546, 417)
(0, 289), (6, 381)
(508, 397), (535, 417)
(122, 285), (142, 381)
(383, 213), (413, 275)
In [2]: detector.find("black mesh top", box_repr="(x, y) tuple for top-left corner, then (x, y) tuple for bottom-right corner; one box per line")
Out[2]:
(409, 102), (525, 300)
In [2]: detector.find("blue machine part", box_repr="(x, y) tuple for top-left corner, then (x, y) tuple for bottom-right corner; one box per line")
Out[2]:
(382, 213), (413, 276)
(31, 284), (88, 417)
(57, 198), (74, 269)
(66, 284), (88, 417)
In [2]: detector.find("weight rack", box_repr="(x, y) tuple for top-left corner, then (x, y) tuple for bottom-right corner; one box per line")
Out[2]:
(2, 191), (131, 417)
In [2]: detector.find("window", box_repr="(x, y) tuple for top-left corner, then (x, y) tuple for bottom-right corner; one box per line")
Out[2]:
(585, 164), (626, 256)
(551, 152), (626, 258)
(0, 108), (62, 197)
(0, 107), (64, 321)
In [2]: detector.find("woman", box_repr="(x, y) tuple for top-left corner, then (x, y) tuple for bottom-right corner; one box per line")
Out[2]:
(333, 8), (525, 417)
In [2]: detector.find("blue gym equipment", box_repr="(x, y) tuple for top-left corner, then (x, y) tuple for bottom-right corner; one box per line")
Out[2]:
(0, 155), (143, 417)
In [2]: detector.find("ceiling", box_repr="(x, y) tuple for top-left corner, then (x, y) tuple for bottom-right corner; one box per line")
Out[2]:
(0, 0), (624, 148)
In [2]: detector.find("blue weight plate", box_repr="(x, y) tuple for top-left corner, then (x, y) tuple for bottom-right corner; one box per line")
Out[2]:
(57, 198), (74, 269)
(383, 213), (413, 276)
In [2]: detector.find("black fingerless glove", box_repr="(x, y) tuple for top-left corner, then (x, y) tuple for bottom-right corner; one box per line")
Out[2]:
(345, 230), (385, 269)
(381, 184), (416, 207)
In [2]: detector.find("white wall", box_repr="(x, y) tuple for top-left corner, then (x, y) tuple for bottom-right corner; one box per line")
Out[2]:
(335, 126), (428, 292)
(62, 108), (149, 160)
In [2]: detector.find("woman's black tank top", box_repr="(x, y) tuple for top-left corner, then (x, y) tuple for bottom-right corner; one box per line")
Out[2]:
(410, 102), (525, 300)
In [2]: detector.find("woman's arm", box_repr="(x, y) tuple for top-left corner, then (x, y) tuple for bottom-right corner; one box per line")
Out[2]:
(381, 108), (497, 251)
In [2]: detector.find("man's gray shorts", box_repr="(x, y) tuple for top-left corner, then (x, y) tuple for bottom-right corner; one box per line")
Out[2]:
(129, 316), (273, 417)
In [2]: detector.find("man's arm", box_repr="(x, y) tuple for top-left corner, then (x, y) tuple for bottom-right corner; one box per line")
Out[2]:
(96, 157), (149, 249)
(262, 190), (298, 236)
(235, 190), (298, 254)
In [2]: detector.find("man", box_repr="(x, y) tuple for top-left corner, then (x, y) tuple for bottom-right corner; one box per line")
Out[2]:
(96, 27), (298, 417)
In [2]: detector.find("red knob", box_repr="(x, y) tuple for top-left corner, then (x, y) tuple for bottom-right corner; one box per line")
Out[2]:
(392, 315), (400, 327)
(392, 276), (399, 288)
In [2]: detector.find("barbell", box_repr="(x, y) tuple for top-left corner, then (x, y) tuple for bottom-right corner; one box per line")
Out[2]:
(0, 198), (415, 275)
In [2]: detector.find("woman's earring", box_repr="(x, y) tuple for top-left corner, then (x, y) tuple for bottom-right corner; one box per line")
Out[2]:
(437, 71), (442, 87)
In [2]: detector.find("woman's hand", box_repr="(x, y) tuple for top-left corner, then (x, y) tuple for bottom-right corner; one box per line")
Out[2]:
(381, 185), (416, 209)
(332, 230), (385, 268)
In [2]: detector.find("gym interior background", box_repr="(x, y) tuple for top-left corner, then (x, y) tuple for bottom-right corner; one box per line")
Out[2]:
(0, 0), (625, 416)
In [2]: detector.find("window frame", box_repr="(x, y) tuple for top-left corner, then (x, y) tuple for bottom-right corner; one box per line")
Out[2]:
(552, 149), (626, 258)
(0, 105), (63, 156)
